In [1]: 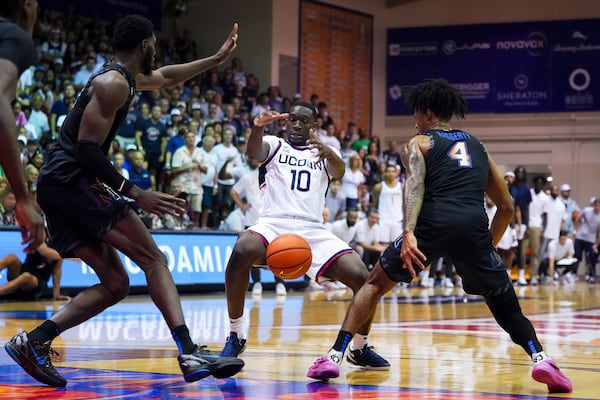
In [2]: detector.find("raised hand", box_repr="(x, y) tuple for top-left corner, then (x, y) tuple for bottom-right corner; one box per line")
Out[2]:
(307, 129), (334, 163)
(215, 23), (239, 64)
(253, 110), (288, 127)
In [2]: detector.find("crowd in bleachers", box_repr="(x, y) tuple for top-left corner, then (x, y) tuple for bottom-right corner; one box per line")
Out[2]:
(0, 7), (406, 234)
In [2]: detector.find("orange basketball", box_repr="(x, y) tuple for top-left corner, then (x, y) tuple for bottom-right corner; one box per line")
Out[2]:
(266, 234), (312, 280)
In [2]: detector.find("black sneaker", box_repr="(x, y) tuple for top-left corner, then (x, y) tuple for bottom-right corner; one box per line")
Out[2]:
(219, 332), (246, 357)
(5, 331), (67, 387)
(178, 345), (244, 382)
(346, 345), (390, 370)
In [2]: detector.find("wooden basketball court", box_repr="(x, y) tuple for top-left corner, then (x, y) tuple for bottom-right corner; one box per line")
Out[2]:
(0, 282), (598, 399)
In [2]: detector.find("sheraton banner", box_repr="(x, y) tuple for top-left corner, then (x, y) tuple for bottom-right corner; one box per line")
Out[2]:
(387, 19), (600, 115)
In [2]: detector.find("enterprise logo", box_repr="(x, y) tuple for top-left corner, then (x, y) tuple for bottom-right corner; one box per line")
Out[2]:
(389, 42), (438, 56)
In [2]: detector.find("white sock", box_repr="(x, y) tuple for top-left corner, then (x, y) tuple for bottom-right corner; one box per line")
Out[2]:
(229, 316), (246, 340)
(326, 348), (344, 365)
(518, 269), (525, 280)
(532, 351), (550, 364)
(350, 334), (368, 351)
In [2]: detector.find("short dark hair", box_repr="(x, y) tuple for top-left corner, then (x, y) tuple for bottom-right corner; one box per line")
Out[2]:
(111, 15), (154, 52)
(291, 101), (317, 120)
(559, 230), (568, 237)
(0, 0), (21, 18)
(405, 78), (467, 121)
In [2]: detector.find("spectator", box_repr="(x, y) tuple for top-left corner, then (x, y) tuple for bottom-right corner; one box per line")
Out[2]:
(538, 184), (566, 275)
(136, 105), (168, 189)
(341, 154), (366, 210)
(72, 53), (97, 90)
(354, 209), (386, 269)
(527, 176), (550, 285)
(0, 241), (69, 301)
(351, 127), (370, 152)
(511, 166), (532, 285)
(325, 178), (346, 222)
(213, 127), (241, 224)
(330, 209), (359, 249)
(39, 27), (67, 63)
(0, 188), (18, 227)
(112, 152), (129, 179)
(538, 230), (576, 285)
(371, 164), (403, 244)
(559, 183), (580, 237)
(381, 139), (403, 174)
(27, 93), (50, 142)
(171, 131), (206, 227)
(573, 198), (600, 284)
(197, 135), (218, 228)
(115, 101), (143, 150)
(126, 151), (151, 191)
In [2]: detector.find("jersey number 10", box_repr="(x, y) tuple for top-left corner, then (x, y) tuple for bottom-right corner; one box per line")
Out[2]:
(290, 169), (311, 192)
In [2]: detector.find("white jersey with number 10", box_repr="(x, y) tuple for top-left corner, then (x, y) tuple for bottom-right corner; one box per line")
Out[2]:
(259, 135), (338, 223)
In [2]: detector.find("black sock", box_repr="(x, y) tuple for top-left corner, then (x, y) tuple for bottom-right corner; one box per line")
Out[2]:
(172, 325), (195, 354)
(332, 330), (353, 353)
(29, 320), (60, 343)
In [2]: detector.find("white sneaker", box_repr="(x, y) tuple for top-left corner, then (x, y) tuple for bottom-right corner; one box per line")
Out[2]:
(252, 282), (263, 296)
(565, 272), (575, 284)
(276, 282), (287, 296)
(517, 277), (528, 286)
(530, 276), (538, 286)
(442, 277), (454, 288)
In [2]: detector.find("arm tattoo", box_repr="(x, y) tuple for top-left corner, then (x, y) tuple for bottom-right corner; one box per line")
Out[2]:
(401, 141), (426, 232)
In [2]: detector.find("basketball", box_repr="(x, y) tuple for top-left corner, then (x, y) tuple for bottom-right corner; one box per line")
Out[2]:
(266, 234), (312, 280)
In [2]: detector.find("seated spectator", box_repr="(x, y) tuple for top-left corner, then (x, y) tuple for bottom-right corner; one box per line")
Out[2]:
(329, 209), (359, 250)
(354, 209), (386, 269)
(539, 230), (577, 285)
(0, 241), (70, 302)
(72, 53), (97, 90)
(27, 93), (50, 142)
(126, 151), (152, 191)
(325, 178), (346, 222)
(112, 152), (129, 179)
(40, 27), (67, 63)
(0, 188), (18, 227)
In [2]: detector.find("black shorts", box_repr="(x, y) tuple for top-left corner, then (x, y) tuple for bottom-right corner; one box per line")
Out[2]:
(380, 233), (512, 297)
(5, 273), (47, 300)
(37, 178), (132, 258)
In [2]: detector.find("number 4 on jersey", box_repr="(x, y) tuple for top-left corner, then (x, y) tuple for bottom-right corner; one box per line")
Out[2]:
(447, 141), (472, 168)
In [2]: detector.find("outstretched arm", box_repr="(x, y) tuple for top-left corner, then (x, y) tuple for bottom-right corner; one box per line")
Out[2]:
(248, 111), (288, 162)
(136, 23), (238, 90)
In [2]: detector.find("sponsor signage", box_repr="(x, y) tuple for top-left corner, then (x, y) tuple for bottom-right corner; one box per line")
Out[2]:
(387, 19), (600, 114)
(0, 229), (295, 288)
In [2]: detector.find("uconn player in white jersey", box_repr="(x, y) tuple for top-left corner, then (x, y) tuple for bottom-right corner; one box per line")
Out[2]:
(220, 102), (390, 374)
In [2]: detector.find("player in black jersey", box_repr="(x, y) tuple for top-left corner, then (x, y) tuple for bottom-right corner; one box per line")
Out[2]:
(0, 0), (44, 253)
(310, 79), (572, 393)
(5, 15), (243, 387)
(0, 242), (69, 301)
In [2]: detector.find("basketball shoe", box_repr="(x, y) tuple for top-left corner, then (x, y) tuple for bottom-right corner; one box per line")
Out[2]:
(307, 352), (341, 380)
(178, 345), (244, 381)
(220, 332), (247, 357)
(531, 357), (573, 393)
(347, 345), (390, 370)
(5, 331), (66, 387)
